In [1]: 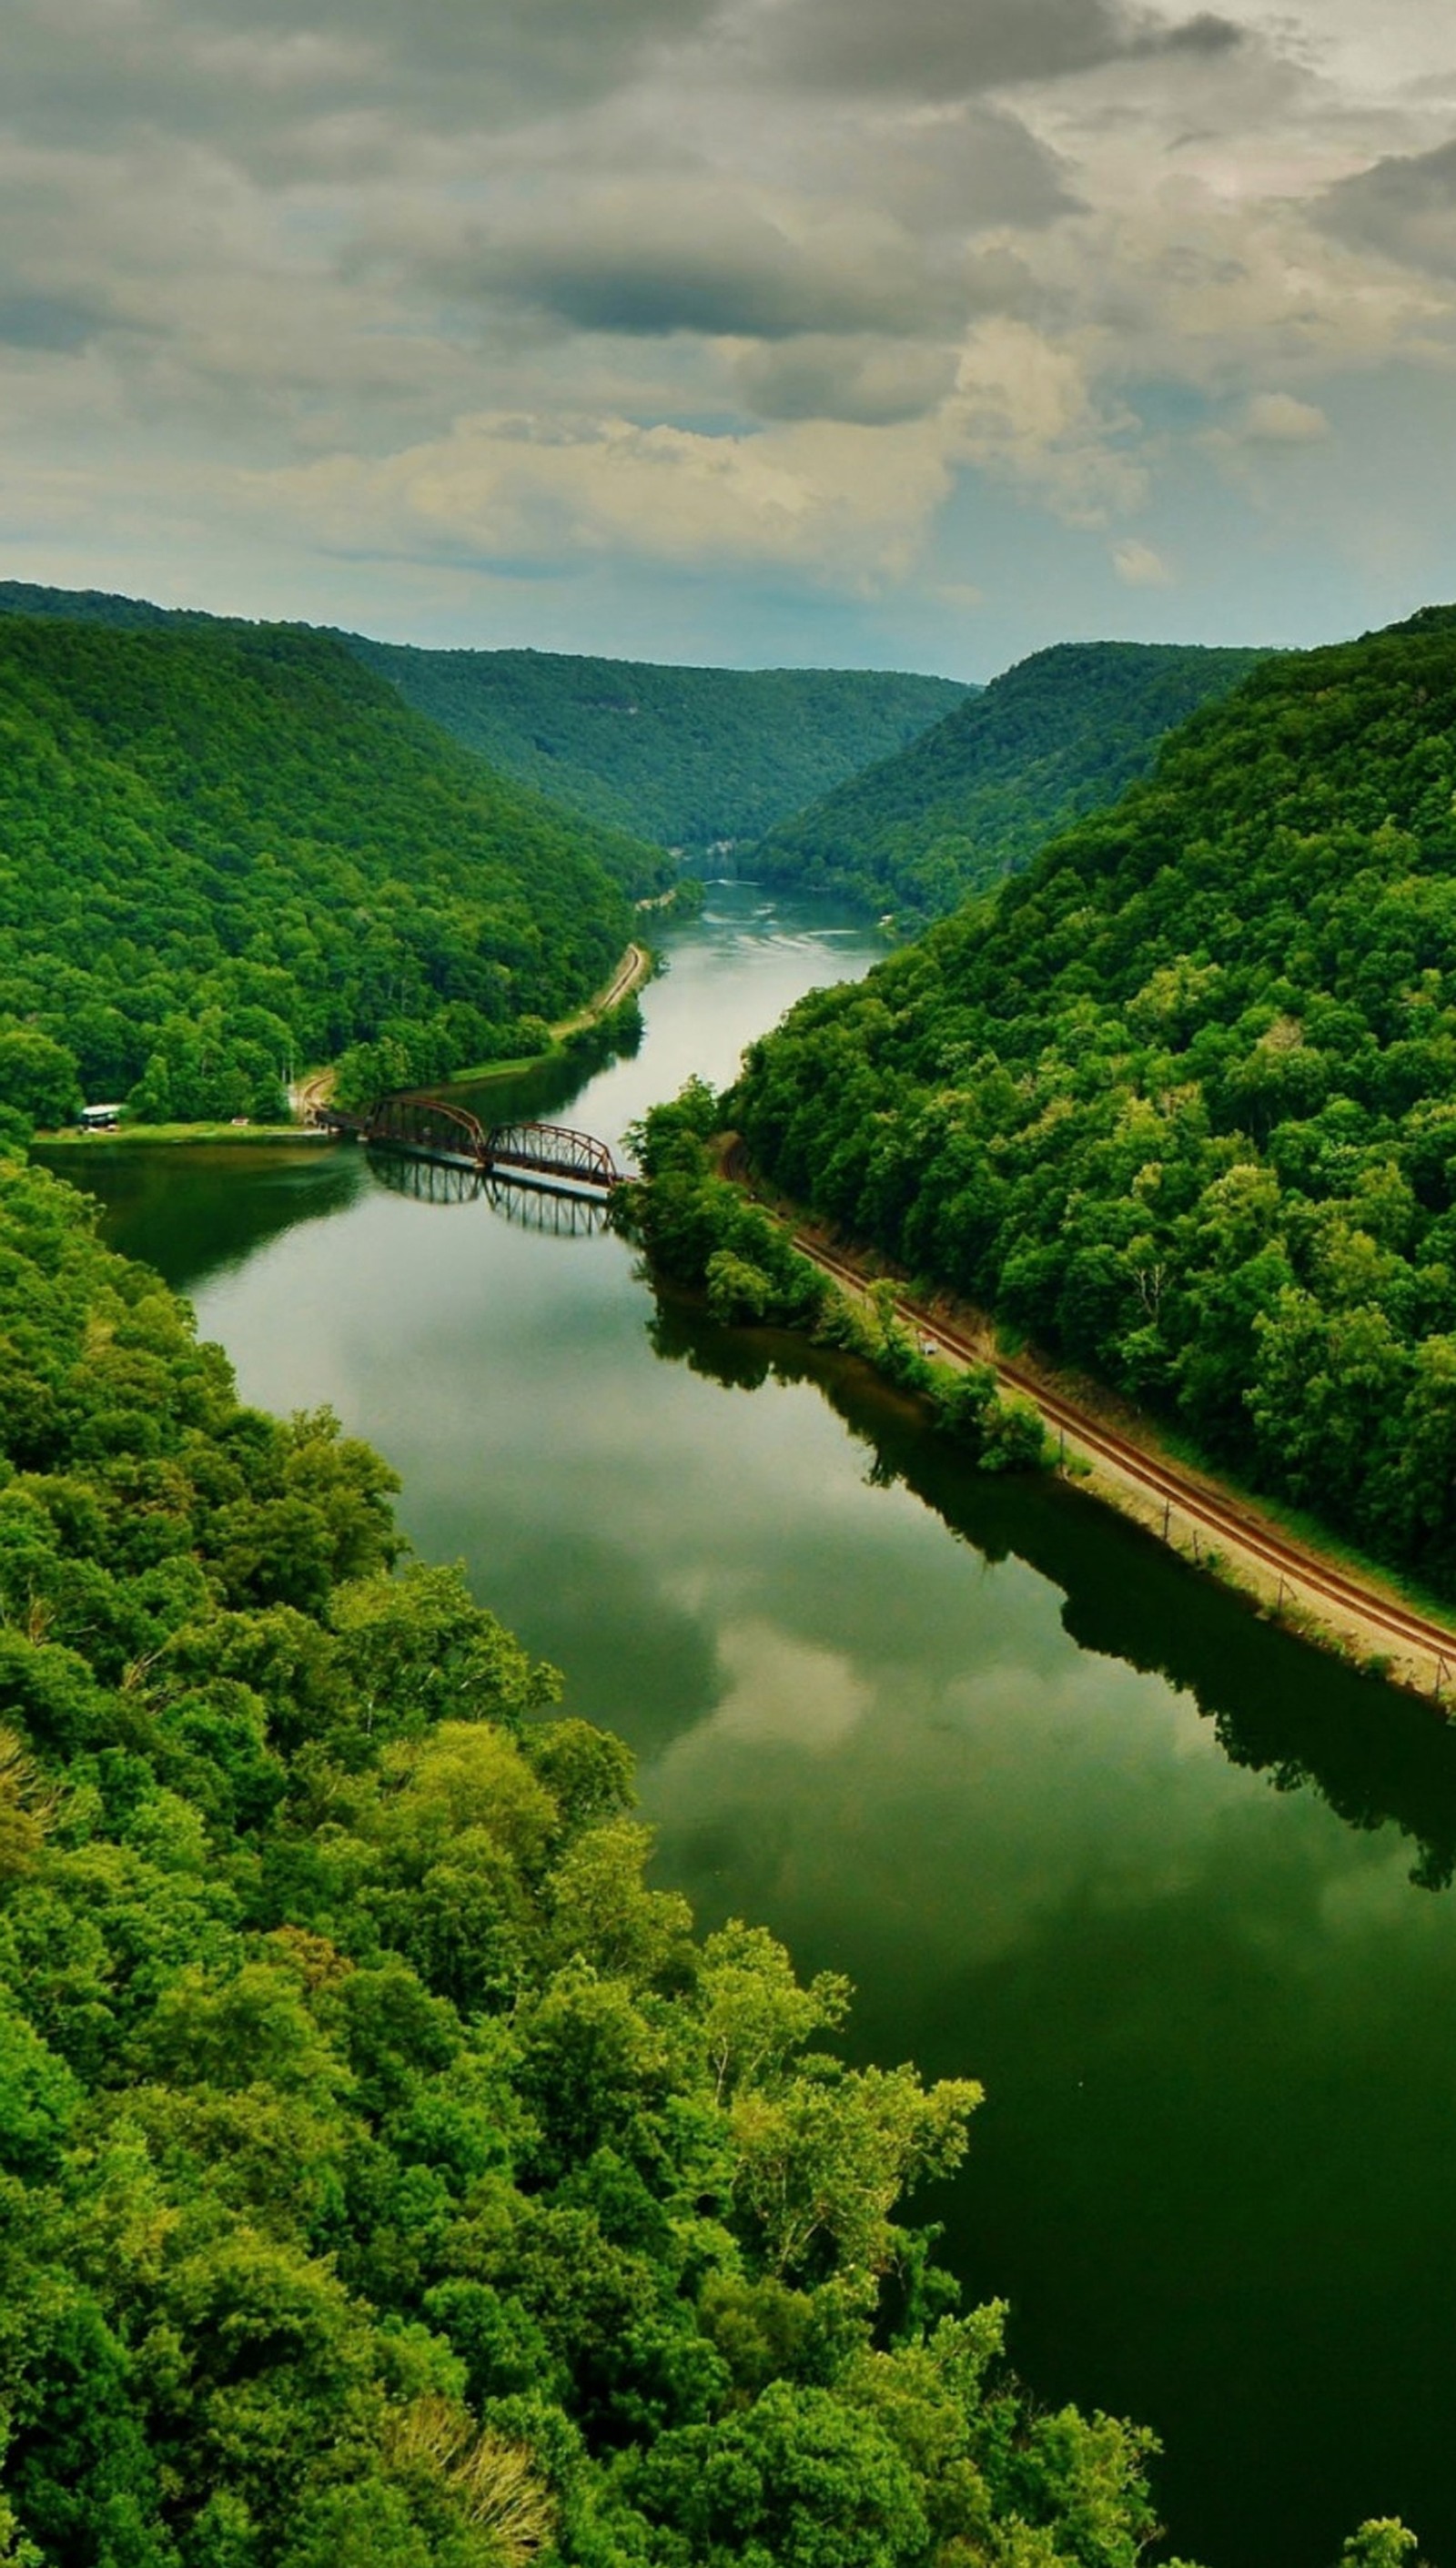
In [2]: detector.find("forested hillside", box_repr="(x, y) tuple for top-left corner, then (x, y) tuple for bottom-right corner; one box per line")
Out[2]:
(0, 581), (186, 632)
(0, 614), (647, 1133)
(0, 1148), (1216, 2568)
(0, 581), (966, 857)
(753, 642), (1269, 927)
(733, 605), (1456, 1596)
(347, 640), (966, 852)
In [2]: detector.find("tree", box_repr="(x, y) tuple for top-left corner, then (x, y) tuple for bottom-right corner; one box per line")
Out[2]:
(730, 2061), (981, 2290)
(627, 2379), (929, 2568)
(1340, 2527), (1422, 2568)
(0, 1027), (81, 1130)
(699, 1921), (850, 2106)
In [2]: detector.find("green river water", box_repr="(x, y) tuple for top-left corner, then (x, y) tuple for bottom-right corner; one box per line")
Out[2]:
(40, 885), (1456, 2568)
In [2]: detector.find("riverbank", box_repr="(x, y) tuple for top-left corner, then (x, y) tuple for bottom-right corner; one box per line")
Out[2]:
(40, 1119), (336, 1150)
(721, 1143), (1456, 1705)
(36, 940), (655, 1148)
(390, 939), (653, 1090)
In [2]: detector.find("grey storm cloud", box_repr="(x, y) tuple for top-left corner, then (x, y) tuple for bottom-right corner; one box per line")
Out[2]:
(1, 0), (1247, 169)
(1319, 136), (1456, 278)
(0, 289), (111, 353)
(395, 106), (1075, 353)
(444, 195), (958, 340)
(1157, 11), (1245, 53)
(760, 0), (1243, 101)
(732, 332), (962, 420)
(782, 103), (1080, 233)
(2, 0), (725, 160)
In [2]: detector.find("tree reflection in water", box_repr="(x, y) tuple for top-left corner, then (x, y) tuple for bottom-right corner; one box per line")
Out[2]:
(645, 1282), (1456, 1892)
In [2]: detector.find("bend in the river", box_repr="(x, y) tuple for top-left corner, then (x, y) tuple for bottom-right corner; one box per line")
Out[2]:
(38, 882), (1456, 2568)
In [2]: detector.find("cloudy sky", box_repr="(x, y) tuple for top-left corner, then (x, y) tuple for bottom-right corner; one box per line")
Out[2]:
(5, 0), (1456, 675)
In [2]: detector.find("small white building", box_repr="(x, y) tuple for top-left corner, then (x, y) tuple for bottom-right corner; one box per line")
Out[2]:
(79, 1104), (124, 1130)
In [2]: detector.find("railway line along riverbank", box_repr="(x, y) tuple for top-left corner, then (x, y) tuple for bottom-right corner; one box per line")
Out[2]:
(723, 1142), (1456, 1706)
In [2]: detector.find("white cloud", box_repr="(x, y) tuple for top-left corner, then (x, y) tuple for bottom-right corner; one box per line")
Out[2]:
(247, 309), (1163, 597)
(949, 318), (1149, 523)
(252, 406), (957, 587)
(1241, 389), (1330, 441)
(1197, 383), (1335, 501)
(1113, 535), (1174, 584)
(670, 1621), (875, 1755)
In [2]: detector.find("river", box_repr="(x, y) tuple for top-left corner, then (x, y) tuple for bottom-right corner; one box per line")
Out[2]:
(40, 883), (1456, 2568)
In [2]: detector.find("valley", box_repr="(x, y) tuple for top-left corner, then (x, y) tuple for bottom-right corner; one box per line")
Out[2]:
(5, 587), (1455, 2568)
(35, 883), (1456, 2568)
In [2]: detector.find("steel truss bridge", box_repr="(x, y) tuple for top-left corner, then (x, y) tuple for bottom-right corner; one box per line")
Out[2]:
(320, 1097), (623, 1197)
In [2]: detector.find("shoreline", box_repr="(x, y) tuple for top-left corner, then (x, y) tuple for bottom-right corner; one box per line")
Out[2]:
(35, 939), (654, 1149)
(726, 1148), (1456, 1707)
(444, 937), (652, 1087)
(39, 1121), (336, 1150)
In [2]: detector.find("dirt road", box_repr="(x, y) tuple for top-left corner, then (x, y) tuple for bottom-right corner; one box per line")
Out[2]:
(554, 941), (651, 1037)
(592, 941), (651, 1017)
(289, 1066), (337, 1123)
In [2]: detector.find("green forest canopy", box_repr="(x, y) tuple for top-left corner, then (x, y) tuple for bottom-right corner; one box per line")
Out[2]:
(733, 605), (1456, 1600)
(753, 642), (1270, 930)
(0, 581), (966, 860)
(0, 613), (651, 1132)
(0, 1143), (1245, 2568)
(346, 642), (966, 853)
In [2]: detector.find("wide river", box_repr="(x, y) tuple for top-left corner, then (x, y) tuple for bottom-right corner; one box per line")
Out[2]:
(41, 885), (1456, 2568)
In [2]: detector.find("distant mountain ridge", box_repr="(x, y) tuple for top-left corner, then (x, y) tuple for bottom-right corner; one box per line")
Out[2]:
(346, 636), (967, 852)
(753, 639), (1273, 927)
(0, 580), (967, 856)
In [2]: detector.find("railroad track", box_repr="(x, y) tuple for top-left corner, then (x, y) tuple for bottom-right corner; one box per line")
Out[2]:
(557, 942), (650, 1035)
(796, 1232), (1456, 1683)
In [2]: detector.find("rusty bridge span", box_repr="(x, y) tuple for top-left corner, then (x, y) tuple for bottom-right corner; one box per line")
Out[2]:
(320, 1097), (624, 1195)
